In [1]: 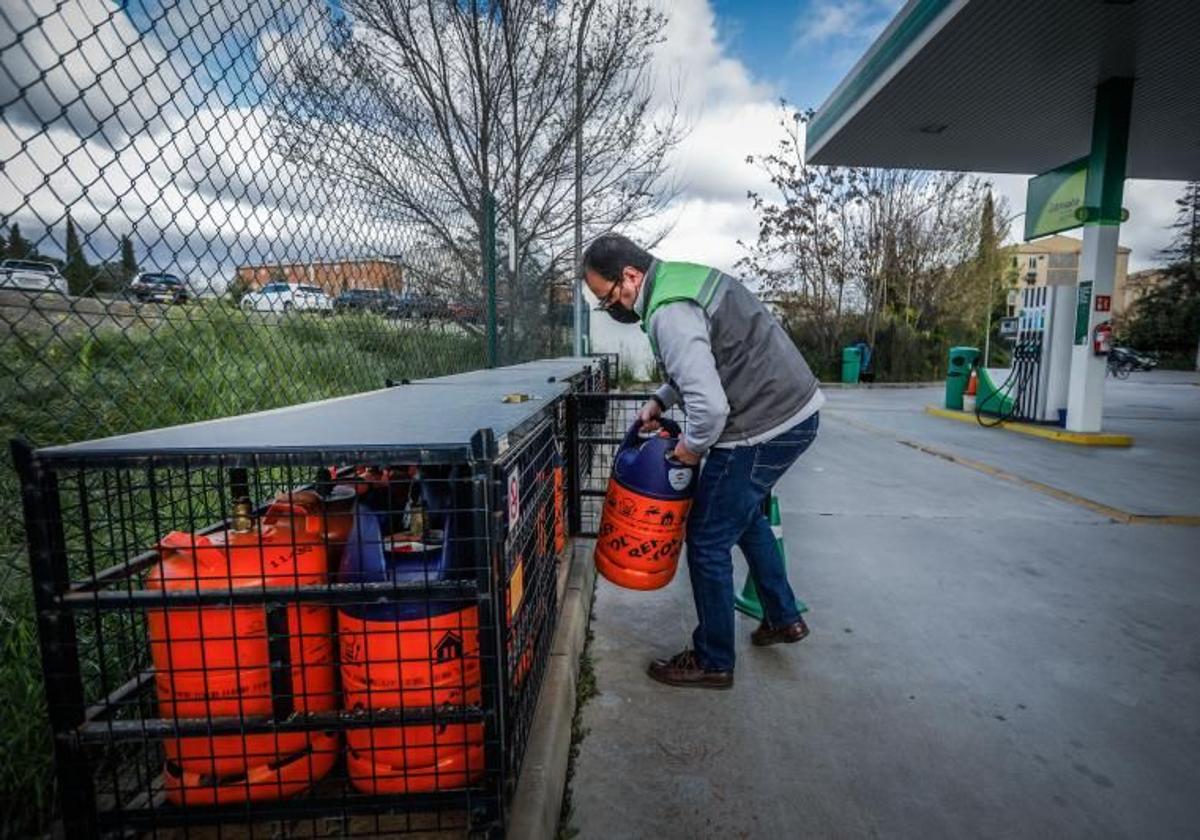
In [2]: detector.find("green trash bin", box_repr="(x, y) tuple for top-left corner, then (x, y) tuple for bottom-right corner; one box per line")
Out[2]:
(944, 346), (980, 410)
(841, 346), (862, 384)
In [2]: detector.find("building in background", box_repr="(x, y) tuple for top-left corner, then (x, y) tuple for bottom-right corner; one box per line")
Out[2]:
(235, 257), (404, 296)
(1002, 235), (1131, 318)
(1117, 268), (1169, 320)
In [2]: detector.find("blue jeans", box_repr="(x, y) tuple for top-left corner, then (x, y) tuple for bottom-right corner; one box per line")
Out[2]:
(685, 413), (819, 672)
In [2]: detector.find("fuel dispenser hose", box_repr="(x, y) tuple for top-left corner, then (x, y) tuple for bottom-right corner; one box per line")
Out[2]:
(973, 352), (1033, 428)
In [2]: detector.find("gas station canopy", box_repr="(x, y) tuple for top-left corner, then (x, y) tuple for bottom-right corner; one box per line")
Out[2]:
(807, 0), (1200, 179)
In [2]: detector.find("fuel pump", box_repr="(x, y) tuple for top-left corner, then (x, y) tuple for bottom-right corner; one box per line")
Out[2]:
(975, 285), (1075, 426)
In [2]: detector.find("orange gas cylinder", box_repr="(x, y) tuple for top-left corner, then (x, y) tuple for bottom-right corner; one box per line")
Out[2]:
(595, 419), (697, 590)
(265, 485), (357, 549)
(146, 501), (337, 805)
(339, 506), (484, 794)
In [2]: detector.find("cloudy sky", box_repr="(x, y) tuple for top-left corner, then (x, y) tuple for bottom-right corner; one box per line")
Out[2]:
(651, 0), (1186, 274)
(0, 0), (1186, 294)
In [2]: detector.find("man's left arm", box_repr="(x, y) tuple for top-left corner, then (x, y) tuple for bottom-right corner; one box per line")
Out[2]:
(650, 301), (729, 464)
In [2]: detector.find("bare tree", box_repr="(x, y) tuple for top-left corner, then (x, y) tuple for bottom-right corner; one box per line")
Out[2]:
(270, 0), (682, 357)
(739, 105), (1005, 374)
(738, 107), (866, 362)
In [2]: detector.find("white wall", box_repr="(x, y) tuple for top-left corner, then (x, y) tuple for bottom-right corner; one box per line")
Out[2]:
(584, 285), (657, 382)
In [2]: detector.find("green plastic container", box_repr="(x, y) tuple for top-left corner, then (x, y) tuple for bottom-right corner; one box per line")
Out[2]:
(841, 346), (862, 384)
(944, 346), (980, 410)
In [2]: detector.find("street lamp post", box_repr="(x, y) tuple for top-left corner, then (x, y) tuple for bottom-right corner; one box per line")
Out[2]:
(573, 0), (596, 357)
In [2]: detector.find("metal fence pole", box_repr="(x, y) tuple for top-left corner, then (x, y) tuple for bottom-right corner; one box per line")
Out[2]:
(565, 395), (582, 536)
(573, 0), (596, 358)
(485, 190), (499, 368)
(469, 429), (505, 831)
(11, 441), (95, 837)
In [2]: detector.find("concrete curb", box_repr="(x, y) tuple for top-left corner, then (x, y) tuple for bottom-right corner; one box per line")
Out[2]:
(507, 540), (597, 839)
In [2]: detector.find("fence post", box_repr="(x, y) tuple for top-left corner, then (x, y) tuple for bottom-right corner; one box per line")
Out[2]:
(565, 395), (582, 536)
(484, 190), (499, 368)
(469, 429), (506, 830)
(11, 441), (96, 837)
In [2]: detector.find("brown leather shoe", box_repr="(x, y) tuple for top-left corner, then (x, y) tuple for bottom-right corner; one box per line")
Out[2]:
(751, 617), (810, 647)
(647, 649), (733, 690)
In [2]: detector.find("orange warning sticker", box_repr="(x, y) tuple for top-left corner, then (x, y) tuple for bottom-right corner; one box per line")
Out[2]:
(508, 555), (525, 620)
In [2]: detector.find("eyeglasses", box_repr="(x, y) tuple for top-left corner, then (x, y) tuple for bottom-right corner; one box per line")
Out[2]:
(594, 279), (622, 312)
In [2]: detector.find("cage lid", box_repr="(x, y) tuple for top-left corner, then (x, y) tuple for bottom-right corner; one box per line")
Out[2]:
(36, 358), (596, 462)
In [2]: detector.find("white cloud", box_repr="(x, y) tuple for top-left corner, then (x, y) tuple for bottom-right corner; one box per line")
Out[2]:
(643, 0), (785, 273)
(650, 0), (767, 110)
(593, 0), (785, 368)
(1120, 180), (1187, 270)
(655, 197), (763, 271)
(644, 0), (1183, 281)
(0, 0), (404, 294)
(4, 0), (1181, 312)
(667, 100), (780, 205)
(797, 1), (868, 44)
(794, 0), (903, 48)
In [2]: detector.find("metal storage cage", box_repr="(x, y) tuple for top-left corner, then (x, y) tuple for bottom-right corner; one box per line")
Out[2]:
(12, 358), (608, 838)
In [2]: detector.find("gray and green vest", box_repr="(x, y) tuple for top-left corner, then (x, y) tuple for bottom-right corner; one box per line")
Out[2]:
(641, 260), (819, 444)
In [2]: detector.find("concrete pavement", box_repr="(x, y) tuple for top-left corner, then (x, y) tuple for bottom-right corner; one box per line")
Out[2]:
(568, 375), (1200, 839)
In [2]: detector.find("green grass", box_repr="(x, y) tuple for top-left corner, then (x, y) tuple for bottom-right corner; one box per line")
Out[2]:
(0, 302), (485, 837)
(556, 594), (598, 840)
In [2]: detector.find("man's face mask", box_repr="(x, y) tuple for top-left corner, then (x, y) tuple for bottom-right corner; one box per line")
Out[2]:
(605, 300), (640, 324)
(597, 278), (640, 324)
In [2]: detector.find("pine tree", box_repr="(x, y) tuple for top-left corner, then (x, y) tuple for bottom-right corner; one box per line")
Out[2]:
(120, 234), (137, 282)
(63, 213), (91, 296)
(1160, 181), (1200, 282)
(5, 223), (31, 260)
(1125, 181), (1200, 367)
(977, 191), (997, 265)
(975, 192), (1007, 365)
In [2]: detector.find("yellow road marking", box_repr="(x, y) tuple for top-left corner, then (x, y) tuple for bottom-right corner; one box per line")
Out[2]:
(924, 405), (1134, 447)
(832, 414), (1200, 527)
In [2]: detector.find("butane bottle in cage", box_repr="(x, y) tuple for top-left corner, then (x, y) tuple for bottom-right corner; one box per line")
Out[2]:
(337, 474), (484, 795)
(146, 497), (338, 805)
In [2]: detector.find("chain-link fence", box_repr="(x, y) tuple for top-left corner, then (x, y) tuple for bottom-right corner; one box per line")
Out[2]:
(0, 2), (576, 834)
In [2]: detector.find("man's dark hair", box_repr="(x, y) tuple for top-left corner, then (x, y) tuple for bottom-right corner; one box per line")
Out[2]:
(581, 233), (654, 283)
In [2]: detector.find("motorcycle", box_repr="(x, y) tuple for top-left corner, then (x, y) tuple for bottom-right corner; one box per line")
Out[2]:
(1107, 346), (1158, 379)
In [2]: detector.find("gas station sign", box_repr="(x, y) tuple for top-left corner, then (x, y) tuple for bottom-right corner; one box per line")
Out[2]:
(1025, 157), (1088, 241)
(1074, 281), (1093, 345)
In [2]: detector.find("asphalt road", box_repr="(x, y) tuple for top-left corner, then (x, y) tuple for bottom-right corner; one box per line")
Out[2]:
(570, 376), (1200, 839)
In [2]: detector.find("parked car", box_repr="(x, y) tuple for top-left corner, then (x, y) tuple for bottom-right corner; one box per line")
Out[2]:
(128, 271), (188, 304)
(241, 281), (334, 314)
(388, 293), (450, 320)
(0, 259), (68, 294)
(333, 287), (396, 313)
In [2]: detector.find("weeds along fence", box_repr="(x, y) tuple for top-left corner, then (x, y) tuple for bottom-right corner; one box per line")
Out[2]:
(0, 2), (575, 835)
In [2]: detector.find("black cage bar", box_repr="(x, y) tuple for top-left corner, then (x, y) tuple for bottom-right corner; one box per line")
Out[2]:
(13, 357), (610, 839)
